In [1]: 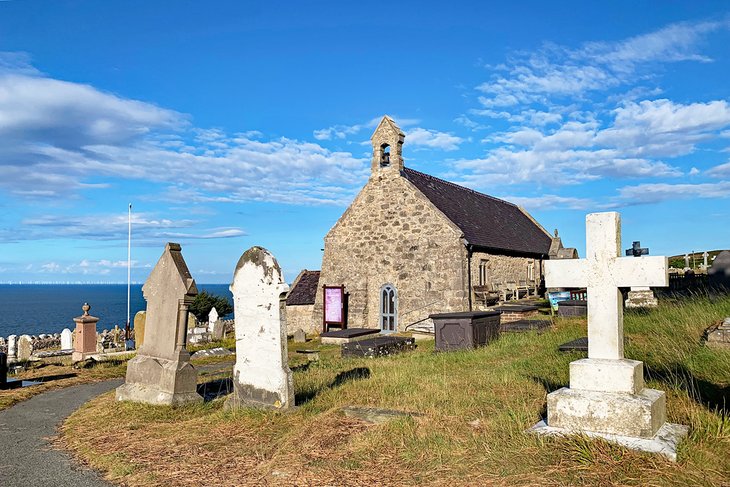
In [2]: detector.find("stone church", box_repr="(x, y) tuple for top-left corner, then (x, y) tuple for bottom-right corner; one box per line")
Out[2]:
(308, 116), (572, 334)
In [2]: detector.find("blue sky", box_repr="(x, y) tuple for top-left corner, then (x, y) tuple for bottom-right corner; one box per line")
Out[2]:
(1, 1), (729, 284)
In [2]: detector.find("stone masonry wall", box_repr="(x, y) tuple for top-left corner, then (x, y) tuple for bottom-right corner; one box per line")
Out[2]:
(471, 251), (544, 291)
(286, 304), (317, 335)
(313, 171), (469, 332)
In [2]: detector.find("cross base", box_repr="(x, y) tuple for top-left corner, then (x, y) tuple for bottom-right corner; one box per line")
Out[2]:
(570, 358), (644, 394)
(626, 288), (659, 309)
(530, 420), (688, 462)
(546, 386), (666, 438)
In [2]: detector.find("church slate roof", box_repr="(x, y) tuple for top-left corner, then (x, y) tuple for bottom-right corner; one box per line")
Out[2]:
(402, 168), (552, 256)
(286, 270), (320, 306)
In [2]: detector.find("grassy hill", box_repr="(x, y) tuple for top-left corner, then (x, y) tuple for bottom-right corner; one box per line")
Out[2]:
(668, 250), (728, 270)
(61, 295), (730, 486)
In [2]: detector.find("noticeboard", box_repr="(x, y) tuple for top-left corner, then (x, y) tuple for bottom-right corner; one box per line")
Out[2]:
(322, 285), (346, 331)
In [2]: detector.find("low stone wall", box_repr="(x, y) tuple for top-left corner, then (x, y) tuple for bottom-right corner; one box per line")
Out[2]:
(286, 304), (317, 335)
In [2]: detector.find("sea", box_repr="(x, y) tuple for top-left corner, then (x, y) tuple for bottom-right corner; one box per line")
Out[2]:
(0, 284), (232, 338)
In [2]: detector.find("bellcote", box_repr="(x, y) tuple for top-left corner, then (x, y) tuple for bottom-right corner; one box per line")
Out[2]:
(371, 115), (405, 176)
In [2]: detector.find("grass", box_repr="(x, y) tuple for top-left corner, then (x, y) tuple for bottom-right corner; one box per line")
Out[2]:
(60, 295), (730, 486)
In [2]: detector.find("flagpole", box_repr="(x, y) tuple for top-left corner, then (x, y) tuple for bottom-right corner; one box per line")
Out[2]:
(127, 203), (132, 341)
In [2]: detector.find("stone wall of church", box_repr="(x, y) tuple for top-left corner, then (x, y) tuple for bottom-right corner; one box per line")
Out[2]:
(313, 173), (469, 332)
(285, 304), (317, 335)
(470, 252), (544, 308)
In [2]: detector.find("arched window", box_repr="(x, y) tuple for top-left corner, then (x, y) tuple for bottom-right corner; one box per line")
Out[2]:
(380, 143), (391, 167)
(380, 284), (397, 332)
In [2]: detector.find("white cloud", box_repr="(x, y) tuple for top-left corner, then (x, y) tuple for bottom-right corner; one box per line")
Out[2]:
(0, 60), (370, 204)
(496, 194), (594, 211)
(476, 20), (726, 108)
(405, 128), (464, 151)
(613, 180), (730, 205)
(708, 161), (730, 177)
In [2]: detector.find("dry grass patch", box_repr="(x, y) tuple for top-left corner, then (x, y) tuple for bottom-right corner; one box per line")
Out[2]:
(61, 296), (730, 486)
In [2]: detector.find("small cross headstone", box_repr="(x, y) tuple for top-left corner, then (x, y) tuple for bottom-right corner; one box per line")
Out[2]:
(60, 328), (73, 350)
(624, 241), (649, 257)
(532, 212), (687, 460)
(116, 242), (203, 405)
(225, 246), (292, 410)
(17, 335), (32, 362)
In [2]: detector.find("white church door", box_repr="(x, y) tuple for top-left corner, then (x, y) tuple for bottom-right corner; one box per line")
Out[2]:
(380, 284), (397, 333)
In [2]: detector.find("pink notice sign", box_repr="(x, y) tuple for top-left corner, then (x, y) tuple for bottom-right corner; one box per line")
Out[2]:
(324, 287), (343, 323)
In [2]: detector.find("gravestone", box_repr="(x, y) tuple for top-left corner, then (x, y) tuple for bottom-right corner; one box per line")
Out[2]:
(684, 254), (690, 268)
(116, 243), (203, 405)
(708, 250), (730, 290)
(225, 246), (292, 410)
(208, 307), (219, 325)
(531, 212), (687, 461)
(17, 335), (32, 361)
(209, 307), (224, 341)
(60, 328), (73, 350)
(702, 251), (709, 270)
(293, 328), (306, 343)
(133, 310), (146, 347)
(7, 335), (17, 362)
(624, 241), (658, 308)
(71, 303), (100, 362)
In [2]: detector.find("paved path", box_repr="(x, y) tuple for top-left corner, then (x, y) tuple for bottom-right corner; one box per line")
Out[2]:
(0, 379), (123, 487)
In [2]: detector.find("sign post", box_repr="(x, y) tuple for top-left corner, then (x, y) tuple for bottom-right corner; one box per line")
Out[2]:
(322, 285), (346, 332)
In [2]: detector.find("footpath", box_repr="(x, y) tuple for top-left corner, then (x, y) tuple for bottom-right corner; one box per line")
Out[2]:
(0, 379), (122, 487)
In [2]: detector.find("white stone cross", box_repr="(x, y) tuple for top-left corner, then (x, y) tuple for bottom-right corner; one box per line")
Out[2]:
(545, 212), (668, 360)
(703, 251), (709, 268)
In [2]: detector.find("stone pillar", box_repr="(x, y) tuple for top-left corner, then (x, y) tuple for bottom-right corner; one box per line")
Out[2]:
(225, 246), (292, 410)
(60, 328), (73, 350)
(116, 243), (202, 406)
(17, 335), (33, 362)
(7, 335), (17, 362)
(625, 287), (659, 309)
(71, 304), (99, 362)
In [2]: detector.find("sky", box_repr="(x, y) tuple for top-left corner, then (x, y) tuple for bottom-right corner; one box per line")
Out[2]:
(1, 0), (729, 284)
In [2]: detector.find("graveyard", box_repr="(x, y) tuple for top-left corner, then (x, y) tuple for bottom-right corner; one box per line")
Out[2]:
(55, 294), (729, 486)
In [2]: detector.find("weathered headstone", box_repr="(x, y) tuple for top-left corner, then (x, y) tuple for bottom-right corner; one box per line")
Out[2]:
(7, 335), (17, 362)
(531, 212), (687, 461)
(702, 251), (709, 269)
(708, 250), (730, 290)
(60, 328), (73, 350)
(293, 328), (306, 343)
(225, 246), (292, 410)
(684, 253), (690, 268)
(71, 303), (100, 362)
(133, 310), (146, 347)
(17, 335), (32, 362)
(209, 307), (224, 341)
(116, 243), (203, 405)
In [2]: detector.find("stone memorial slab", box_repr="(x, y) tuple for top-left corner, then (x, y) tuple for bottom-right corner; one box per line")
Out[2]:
(225, 246), (293, 410)
(557, 299), (587, 317)
(17, 335), (32, 362)
(71, 304), (99, 362)
(60, 328), (73, 350)
(531, 212), (687, 461)
(500, 319), (551, 333)
(133, 310), (146, 347)
(116, 243), (202, 406)
(341, 336), (416, 358)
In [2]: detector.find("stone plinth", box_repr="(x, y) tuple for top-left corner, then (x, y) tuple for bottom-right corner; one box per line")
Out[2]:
(625, 287), (658, 309)
(116, 243), (202, 406)
(72, 304), (99, 362)
(225, 246), (293, 410)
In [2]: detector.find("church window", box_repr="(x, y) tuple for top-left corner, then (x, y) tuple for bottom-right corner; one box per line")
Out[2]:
(380, 284), (397, 332)
(478, 259), (489, 286)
